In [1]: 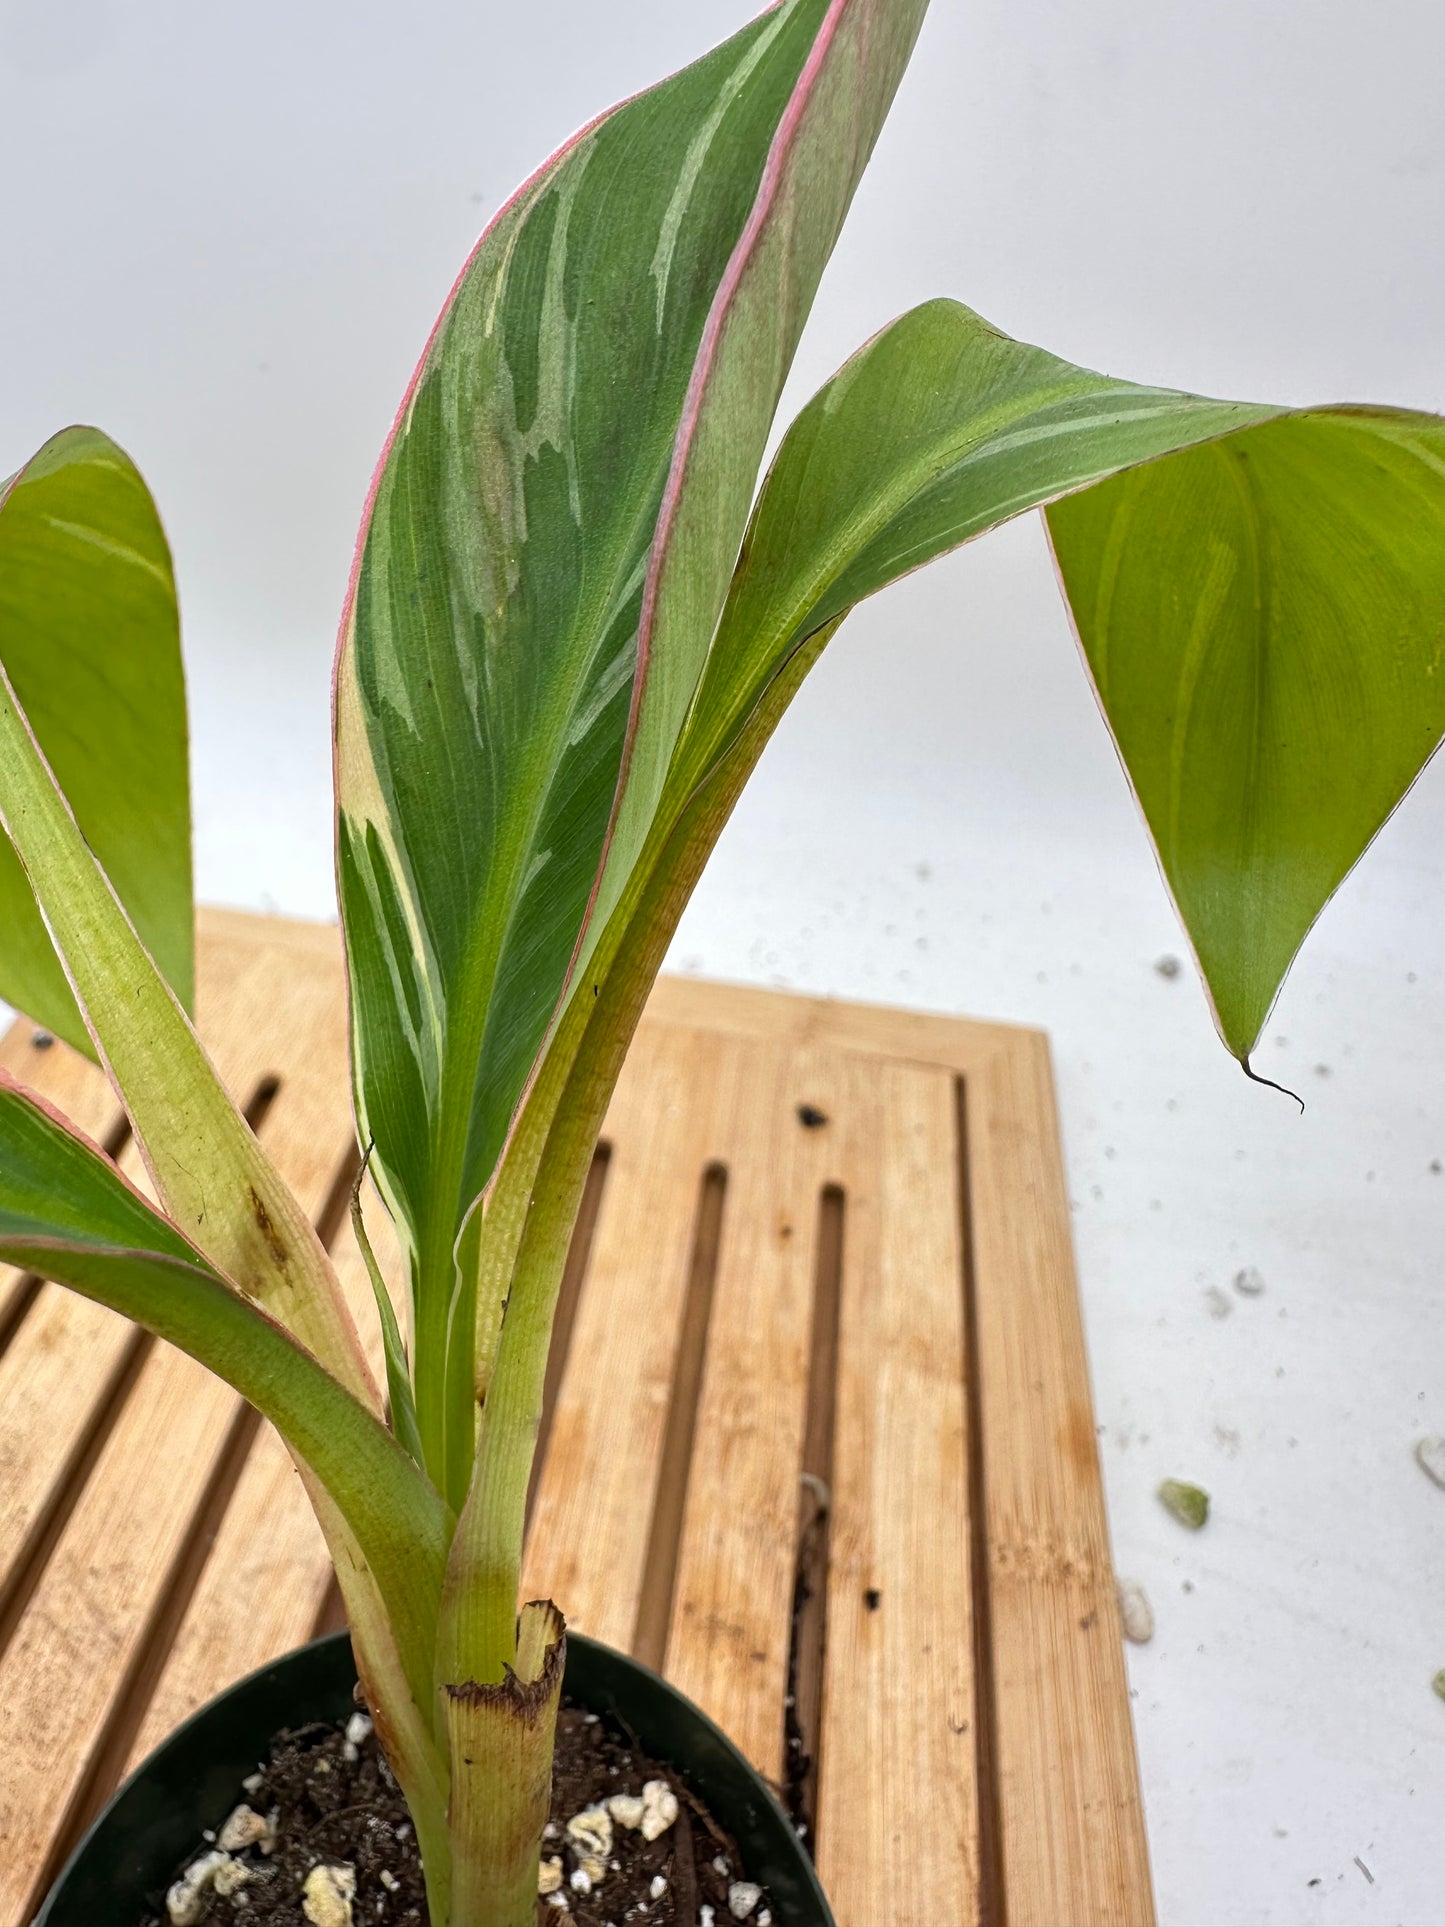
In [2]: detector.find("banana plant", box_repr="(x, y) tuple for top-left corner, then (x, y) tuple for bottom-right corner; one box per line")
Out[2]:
(3, 2), (1443, 1922)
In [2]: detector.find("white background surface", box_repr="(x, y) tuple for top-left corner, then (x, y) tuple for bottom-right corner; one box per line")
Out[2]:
(3, 2), (1443, 1919)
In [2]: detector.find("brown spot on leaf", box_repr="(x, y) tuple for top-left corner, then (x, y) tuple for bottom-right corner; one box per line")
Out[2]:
(249, 1185), (290, 1268)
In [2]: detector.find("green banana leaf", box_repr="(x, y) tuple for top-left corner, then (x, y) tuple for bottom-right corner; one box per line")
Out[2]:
(650, 299), (1445, 1073)
(0, 427), (192, 1051)
(1048, 409), (1445, 1059)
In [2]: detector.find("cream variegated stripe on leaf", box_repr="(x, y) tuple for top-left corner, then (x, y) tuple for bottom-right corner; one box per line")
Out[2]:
(0, 663), (377, 1408)
(335, 0), (838, 1500)
(578, 0), (932, 991)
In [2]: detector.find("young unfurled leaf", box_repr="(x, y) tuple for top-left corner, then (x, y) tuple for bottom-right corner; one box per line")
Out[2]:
(0, 428), (192, 1052)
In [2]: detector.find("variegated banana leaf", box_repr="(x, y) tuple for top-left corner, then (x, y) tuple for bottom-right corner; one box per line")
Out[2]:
(335, 0), (928, 1497)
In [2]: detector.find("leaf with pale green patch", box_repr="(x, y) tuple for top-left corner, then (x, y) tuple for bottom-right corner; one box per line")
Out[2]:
(1047, 409), (1445, 1059)
(0, 427), (192, 1051)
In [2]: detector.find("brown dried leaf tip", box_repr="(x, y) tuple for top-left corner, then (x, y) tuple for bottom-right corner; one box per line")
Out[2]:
(445, 1600), (567, 1730)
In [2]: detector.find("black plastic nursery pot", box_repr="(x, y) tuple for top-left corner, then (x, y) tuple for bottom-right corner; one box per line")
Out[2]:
(36, 1628), (835, 1926)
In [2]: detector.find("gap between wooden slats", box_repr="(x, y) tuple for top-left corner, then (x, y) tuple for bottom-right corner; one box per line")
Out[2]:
(785, 1179), (843, 1842)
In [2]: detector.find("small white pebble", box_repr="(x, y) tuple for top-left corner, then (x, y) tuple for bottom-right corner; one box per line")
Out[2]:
(649, 1875), (668, 1900)
(212, 1858), (250, 1898)
(700, 1907), (716, 1927)
(758, 1911), (771, 1925)
(1117, 1577), (1155, 1645)
(241, 1771), (264, 1795)
(202, 1830), (217, 1844)
(217, 1804), (271, 1852)
(567, 1805), (614, 1858)
(713, 1856), (730, 1876)
(543, 1820), (560, 1840)
(345, 1712), (373, 1747)
(301, 1862), (357, 1927)
(639, 1779), (679, 1842)
(607, 1793), (645, 1831)
(582, 1711), (600, 1724)
(570, 1867), (593, 1896)
(260, 1808), (281, 1856)
(165, 1852), (229, 1925)
(728, 1883), (762, 1920)
(379, 1870), (398, 1893)
(545, 1892), (570, 1911)
(538, 1857), (564, 1896)
(164, 1882), (202, 1926)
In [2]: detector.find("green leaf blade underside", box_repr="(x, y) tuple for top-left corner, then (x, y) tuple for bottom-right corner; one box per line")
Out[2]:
(1048, 407), (1445, 1057)
(336, 0), (835, 1485)
(0, 427), (193, 1052)
(674, 299), (1282, 798)
(0, 1076), (448, 1691)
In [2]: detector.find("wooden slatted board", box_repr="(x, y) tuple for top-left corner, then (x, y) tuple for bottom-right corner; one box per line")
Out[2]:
(0, 909), (1154, 1926)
